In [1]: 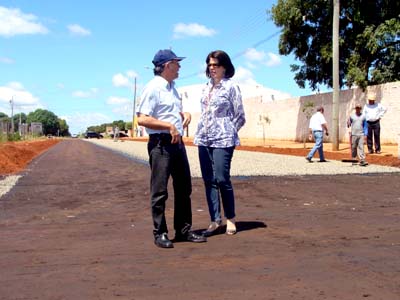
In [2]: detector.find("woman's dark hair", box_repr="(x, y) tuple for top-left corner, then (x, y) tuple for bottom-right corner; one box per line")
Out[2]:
(205, 50), (235, 79)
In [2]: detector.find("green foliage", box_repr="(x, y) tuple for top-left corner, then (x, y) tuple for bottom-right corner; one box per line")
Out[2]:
(0, 112), (9, 120)
(27, 109), (59, 135)
(57, 118), (70, 136)
(7, 132), (21, 141)
(112, 120), (126, 130)
(87, 120), (128, 134)
(125, 121), (133, 130)
(302, 101), (315, 119)
(11, 113), (27, 134)
(301, 101), (315, 147)
(87, 124), (107, 133)
(269, 0), (400, 91)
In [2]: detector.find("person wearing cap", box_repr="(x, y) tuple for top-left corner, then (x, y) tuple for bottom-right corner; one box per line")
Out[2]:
(362, 94), (387, 154)
(305, 106), (329, 163)
(137, 49), (207, 248)
(194, 50), (246, 236)
(347, 103), (368, 166)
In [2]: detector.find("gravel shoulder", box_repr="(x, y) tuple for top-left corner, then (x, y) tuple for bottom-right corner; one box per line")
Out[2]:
(86, 139), (400, 177)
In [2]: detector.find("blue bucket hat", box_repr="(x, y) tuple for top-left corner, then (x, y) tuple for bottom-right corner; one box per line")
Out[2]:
(152, 49), (185, 66)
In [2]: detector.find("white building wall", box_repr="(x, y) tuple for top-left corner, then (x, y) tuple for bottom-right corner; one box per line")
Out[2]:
(185, 81), (399, 144)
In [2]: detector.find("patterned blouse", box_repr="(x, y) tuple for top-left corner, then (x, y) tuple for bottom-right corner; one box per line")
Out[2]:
(194, 78), (246, 148)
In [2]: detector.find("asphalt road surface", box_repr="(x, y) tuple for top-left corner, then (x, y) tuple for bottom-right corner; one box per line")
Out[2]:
(1, 139), (399, 300)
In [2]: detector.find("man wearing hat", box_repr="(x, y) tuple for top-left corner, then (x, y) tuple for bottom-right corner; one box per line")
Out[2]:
(347, 103), (368, 166)
(137, 49), (207, 248)
(362, 93), (387, 154)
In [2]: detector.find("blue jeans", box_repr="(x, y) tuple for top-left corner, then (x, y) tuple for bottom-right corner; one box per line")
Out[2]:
(307, 131), (325, 160)
(148, 137), (192, 238)
(198, 146), (235, 223)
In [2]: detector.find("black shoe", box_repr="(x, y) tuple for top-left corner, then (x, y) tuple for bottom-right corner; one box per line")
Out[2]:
(319, 159), (328, 162)
(202, 221), (222, 237)
(175, 231), (207, 243)
(154, 233), (174, 248)
(305, 157), (313, 163)
(359, 161), (369, 166)
(368, 150), (373, 154)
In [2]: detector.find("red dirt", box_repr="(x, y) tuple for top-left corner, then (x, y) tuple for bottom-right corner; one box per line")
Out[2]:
(0, 139), (60, 175)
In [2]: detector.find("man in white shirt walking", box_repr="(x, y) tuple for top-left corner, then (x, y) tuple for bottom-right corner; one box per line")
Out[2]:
(306, 106), (329, 163)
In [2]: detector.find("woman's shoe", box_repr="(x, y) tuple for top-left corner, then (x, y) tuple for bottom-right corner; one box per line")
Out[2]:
(202, 221), (221, 237)
(226, 218), (237, 235)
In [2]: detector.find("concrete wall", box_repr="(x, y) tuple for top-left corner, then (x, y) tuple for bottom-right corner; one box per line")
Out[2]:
(186, 81), (399, 144)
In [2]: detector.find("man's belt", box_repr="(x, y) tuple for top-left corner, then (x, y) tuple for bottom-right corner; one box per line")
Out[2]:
(149, 133), (181, 145)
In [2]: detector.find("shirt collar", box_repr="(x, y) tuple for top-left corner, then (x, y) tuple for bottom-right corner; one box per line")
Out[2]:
(155, 75), (175, 90)
(208, 77), (229, 88)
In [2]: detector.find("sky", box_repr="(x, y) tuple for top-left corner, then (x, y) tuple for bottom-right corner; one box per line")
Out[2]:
(0, 1), (327, 134)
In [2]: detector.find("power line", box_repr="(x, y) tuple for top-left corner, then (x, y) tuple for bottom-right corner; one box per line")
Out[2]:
(180, 30), (281, 81)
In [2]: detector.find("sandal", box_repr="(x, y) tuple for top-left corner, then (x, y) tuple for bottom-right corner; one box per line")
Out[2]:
(202, 221), (221, 237)
(226, 218), (237, 235)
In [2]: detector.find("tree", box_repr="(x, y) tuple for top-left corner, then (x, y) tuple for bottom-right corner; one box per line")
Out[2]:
(58, 118), (70, 136)
(269, 0), (400, 90)
(301, 101), (315, 148)
(112, 120), (126, 131)
(257, 114), (271, 146)
(12, 113), (27, 133)
(27, 109), (59, 135)
(0, 112), (9, 120)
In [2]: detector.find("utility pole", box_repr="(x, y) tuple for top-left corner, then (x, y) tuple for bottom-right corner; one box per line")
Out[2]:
(132, 77), (137, 137)
(332, 0), (340, 151)
(10, 96), (14, 133)
(19, 112), (22, 136)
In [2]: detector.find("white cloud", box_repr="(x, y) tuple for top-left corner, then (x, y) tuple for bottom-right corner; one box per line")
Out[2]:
(112, 71), (137, 88)
(67, 24), (91, 36)
(265, 52), (281, 67)
(107, 96), (131, 105)
(112, 73), (130, 88)
(0, 6), (49, 37)
(173, 23), (216, 39)
(72, 88), (98, 98)
(244, 48), (266, 61)
(233, 66), (257, 85)
(0, 56), (14, 64)
(244, 48), (282, 67)
(112, 105), (133, 117)
(0, 82), (42, 114)
(62, 112), (111, 134)
(126, 70), (138, 79)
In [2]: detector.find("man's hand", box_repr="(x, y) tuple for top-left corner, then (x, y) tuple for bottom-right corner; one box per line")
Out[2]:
(180, 112), (191, 129)
(169, 124), (181, 144)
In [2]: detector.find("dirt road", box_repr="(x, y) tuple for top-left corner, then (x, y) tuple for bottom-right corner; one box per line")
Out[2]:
(0, 139), (399, 300)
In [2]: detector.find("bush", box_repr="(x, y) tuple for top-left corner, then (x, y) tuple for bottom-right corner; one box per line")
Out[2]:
(7, 133), (22, 142)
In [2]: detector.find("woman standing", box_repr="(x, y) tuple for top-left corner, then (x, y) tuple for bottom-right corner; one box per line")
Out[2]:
(194, 50), (246, 236)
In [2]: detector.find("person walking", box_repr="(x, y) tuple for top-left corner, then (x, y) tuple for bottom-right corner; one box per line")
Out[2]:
(137, 49), (207, 248)
(305, 106), (329, 163)
(362, 93), (387, 154)
(194, 50), (246, 237)
(347, 103), (368, 166)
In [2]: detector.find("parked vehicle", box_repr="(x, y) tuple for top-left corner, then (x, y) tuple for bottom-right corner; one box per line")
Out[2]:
(85, 131), (102, 139)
